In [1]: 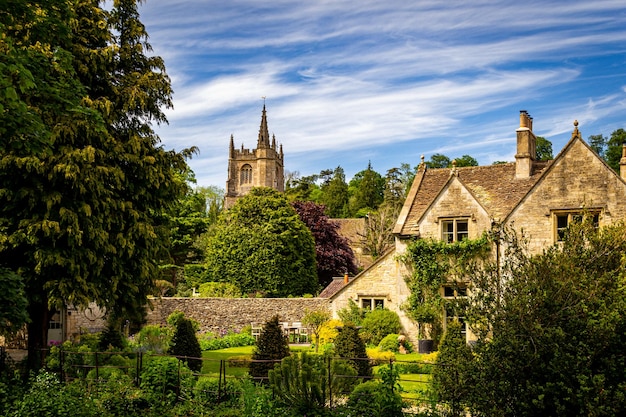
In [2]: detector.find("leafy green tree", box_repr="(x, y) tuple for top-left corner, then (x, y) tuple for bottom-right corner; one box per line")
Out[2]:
(588, 134), (607, 158)
(432, 320), (473, 417)
(301, 309), (331, 353)
(334, 324), (372, 379)
(284, 171), (320, 202)
(461, 222), (626, 416)
(0, 1), (190, 368)
(425, 153), (451, 168)
(319, 166), (350, 217)
(348, 162), (384, 216)
(535, 136), (553, 161)
(292, 201), (357, 287)
(605, 128), (626, 172)
(249, 316), (290, 381)
(204, 187), (318, 297)
(454, 154), (479, 167)
(383, 167), (406, 211)
(359, 308), (402, 346)
(168, 317), (202, 372)
(0, 268), (28, 338)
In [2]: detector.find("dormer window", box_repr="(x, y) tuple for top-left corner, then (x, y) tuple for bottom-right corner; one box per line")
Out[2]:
(441, 218), (469, 243)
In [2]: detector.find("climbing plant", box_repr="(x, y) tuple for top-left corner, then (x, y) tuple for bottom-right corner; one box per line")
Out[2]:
(399, 234), (491, 341)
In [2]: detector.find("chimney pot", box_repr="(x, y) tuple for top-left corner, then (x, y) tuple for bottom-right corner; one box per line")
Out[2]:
(344, 273), (349, 284)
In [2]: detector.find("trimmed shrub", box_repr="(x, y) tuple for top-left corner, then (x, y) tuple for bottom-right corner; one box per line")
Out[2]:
(334, 324), (372, 379)
(249, 315), (290, 381)
(140, 356), (194, 403)
(359, 308), (402, 346)
(366, 347), (396, 364)
(168, 317), (203, 372)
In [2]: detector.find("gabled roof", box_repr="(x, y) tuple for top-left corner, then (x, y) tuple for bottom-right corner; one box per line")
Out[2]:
(394, 160), (551, 236)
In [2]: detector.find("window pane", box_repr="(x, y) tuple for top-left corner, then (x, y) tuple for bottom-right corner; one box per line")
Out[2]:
(361, 299), (372, 310)
(442, 221), (454, 243)
(444, 287), (455, 297)
(374, 299), (385, 309)
(456, 220), (468, 241)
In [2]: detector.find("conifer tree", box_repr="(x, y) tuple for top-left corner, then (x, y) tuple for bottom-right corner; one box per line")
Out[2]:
(168, 317), (203, 372)
(334, 324), (372, 379)
(249, 316), (290, 381)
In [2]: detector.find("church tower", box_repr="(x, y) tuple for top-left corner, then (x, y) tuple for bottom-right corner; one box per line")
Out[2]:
(225, 105), (285, 208)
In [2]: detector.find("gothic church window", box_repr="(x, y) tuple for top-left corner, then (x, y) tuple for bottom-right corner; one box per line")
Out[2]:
(240, 164), (252, 185)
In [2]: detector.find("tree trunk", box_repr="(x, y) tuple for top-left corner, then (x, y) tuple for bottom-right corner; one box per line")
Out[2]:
(26, 296), (50, 370)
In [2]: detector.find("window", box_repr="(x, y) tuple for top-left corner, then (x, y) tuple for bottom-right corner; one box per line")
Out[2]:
(444, 285), (468, 338)
(553, 211), (600, 241)
(360, 297), (385, 310)
(441, 219), (469, 243)
(240, 164), (252, 185)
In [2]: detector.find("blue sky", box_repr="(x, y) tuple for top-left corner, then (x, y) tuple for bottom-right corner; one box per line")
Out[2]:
(138, 0), (626, 188)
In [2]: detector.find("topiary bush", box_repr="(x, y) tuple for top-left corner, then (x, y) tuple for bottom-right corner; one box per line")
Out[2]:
(359, 308), (402, 346)
(334, 324), (372, 379)
(168, 316), (203, 372)
(249, 315), (290, 382)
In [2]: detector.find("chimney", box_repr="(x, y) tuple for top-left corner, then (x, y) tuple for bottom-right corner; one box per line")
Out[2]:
(515, 110), (537, 179)
(620, 144), (626, 180)
(344, 273), (349, 284)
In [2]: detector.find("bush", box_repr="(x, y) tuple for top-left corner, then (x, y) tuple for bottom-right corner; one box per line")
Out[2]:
(194, 377), (242, 407)
(366, 347), (395, 364)
(227, 355), (252, 367)
(199, 331), (255, 351)
(168, 317), (203, 372)
(249, 316), (290, 382)
(316, 318), (342, 347)
(334, 324), (372, 379)
(198, 281), (243, 297)
(140, 356), (194, 403)
(359, 308), (402, 346)
(98, 318), (127, 351)
(131, 324), (172, 353)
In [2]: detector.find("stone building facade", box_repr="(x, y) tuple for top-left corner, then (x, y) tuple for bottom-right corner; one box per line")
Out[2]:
(224, 105), (285, 208)
(323, 111), (626, 346)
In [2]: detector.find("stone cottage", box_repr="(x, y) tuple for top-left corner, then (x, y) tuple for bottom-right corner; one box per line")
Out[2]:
(322, 111), (626, 346)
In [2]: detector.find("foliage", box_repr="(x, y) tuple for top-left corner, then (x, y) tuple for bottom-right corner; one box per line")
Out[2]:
(140, 356), (194, 403)
(131, 325), (172, 353)
(249, 316), (290, 381)
(240, 378), (284, 417)
(0, 0), (191, 368)
(366, 347), (396, 363)
(302, 309), (331, 353)
(460, 222), (626, 416)
(535, 136), (553, 161)
(0, 267), (29, 337)
(199, 331), (256, 351)
(334, 324), (372, 379)
(425, 153), (451, 168)
(432, 320), (473, 417)
(98, 317), (128, 351)
(359, 203), (398, 258)
(337, 298), (367, 326)
(285, 171), (320, 203)
(168, 317), (203, 372)
(360, 308), (402, 346)
(319, 166), (350, 218)
(605, 128), (626, 172)
(346, 364), (404, 417)
(378, 333), (414, 353)
(204, 187), (318, 297)
(316, 318), (343, 348)
(400, 234), (491, 340)
(194, 376), (242, 408)
(167, 310), (200, 330)
(348, 161), (385, 216)
(292, 201), (358, 287)
(198, 281), (243, 298)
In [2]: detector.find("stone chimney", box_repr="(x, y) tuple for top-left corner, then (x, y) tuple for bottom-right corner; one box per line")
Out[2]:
(515, 110), (537, 179)
(620, 144), (626, 180)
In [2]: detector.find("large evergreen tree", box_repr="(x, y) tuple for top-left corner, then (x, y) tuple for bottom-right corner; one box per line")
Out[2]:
(319, 166), (349, 218)
(0, 0), (189, 368)
(348, 162), (384, 216)
(204, 187), (318, 297)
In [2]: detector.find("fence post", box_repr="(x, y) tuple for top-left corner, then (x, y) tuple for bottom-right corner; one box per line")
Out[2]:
(135, 352), (142, 386)
(59, 347), (65, 381)
(327, 356), (332, 408)
(389, 358), (394, 392)
(94, 351), (99, 381)
(218, 360), (224, 402)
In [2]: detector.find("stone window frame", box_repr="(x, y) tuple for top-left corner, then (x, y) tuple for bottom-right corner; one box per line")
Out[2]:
(440, 217), (470, 243)
(240, 164), (253, 185)
(358, 296), (387, 310)
(552, 208), (601, 242)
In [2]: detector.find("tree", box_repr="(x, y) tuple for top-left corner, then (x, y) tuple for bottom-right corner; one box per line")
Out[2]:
(0, 268), (29, 338)
(425, 153), (451, 168)
(359, 203), (398, 258)
(284, 171), (320, 202)
(454, 154), (479, 167)
(383, 167), (406, 211)
(588, 134), (607, 158)
(536, 136), (553, 161)
(291, 201), (358, 288)
(168, 316), (202, 372)
(204, 187), (318, 297)
(459, 222), (626, 416)
(249, 315), (290, 381)
(0, 1), (190, 368)
(348, 162), (384, 216)
(334, 324), (372, 379)
(605, 128), (626, 172)
(432, 320), (473, 417)
(301, 309), (331, 353)
(319, 166), (349, 217)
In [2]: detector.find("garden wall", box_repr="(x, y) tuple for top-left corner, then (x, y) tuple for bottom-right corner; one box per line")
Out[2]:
(145, 297), (330, 333)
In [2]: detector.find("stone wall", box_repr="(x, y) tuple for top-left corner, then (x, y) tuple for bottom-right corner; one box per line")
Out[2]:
(145, 297), (330, 333)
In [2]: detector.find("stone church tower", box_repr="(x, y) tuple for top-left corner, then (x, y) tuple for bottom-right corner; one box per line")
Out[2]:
(225, 105), (285, 208)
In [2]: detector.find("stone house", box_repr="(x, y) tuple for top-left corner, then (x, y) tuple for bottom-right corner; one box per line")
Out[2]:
(322, 111), (626, 346)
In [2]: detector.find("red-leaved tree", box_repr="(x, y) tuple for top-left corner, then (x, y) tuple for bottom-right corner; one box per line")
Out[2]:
(292, 201), (358, 288)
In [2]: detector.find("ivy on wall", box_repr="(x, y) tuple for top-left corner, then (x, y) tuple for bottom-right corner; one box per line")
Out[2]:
(399, 233), (491, 340)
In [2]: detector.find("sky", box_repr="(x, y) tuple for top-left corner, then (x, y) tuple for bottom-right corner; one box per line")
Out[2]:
(137, 0), (626, 188)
